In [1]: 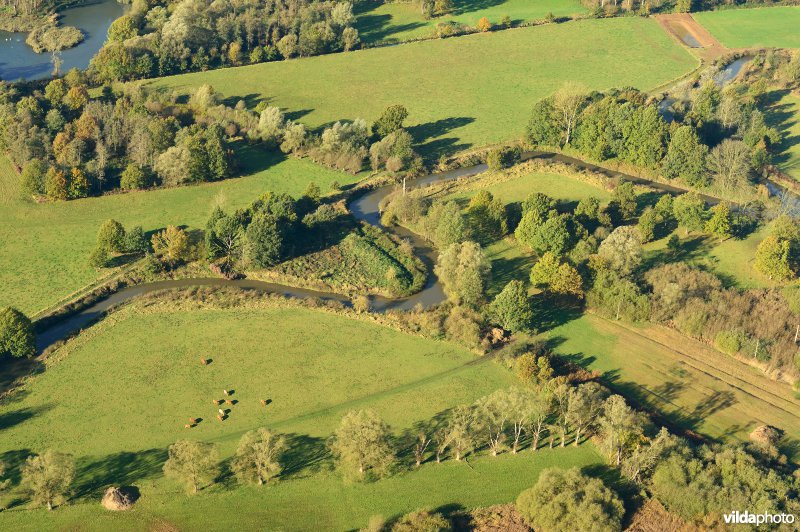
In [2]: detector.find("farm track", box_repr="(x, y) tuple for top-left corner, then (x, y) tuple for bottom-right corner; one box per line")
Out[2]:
(655, 13), (729, 61)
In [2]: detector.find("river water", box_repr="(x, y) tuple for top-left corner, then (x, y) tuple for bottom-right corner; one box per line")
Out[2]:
(0, 0), (128, 81)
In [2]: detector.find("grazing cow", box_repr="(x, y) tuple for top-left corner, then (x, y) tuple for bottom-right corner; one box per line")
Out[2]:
(223, 389), (230, 396)
(218, 408), (225, 416)
(185, 424), (192, 428)
(226, 399), (234, 405)
(213, 399), (223, 405)
(200, 357), (208, 365)
(260, 399), (267, 406)
(217, 414), (223, 421)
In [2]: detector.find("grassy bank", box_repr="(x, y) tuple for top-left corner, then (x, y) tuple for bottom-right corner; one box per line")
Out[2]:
(149, 17), (696, 161)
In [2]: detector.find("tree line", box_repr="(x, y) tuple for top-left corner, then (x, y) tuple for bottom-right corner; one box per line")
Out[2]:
(526, 70), (792, 202)
(88, 0), (360, 83)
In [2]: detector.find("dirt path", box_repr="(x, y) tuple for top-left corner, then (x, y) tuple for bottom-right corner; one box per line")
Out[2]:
(655, 13), (728, 61)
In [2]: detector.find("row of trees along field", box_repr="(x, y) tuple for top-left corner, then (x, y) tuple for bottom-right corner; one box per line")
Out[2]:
(0, 75), (419, 199)
(382, 168), (800, 381)
(528, 50), (800, 202)
(2, 332), (797, 528)
(88, 0), (360, 82)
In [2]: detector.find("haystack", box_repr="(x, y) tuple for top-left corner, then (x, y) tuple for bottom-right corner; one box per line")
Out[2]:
(101, 486), (136, 511)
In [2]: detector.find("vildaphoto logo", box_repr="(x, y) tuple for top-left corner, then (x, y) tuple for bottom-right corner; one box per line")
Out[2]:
(723, 511), (796, 526)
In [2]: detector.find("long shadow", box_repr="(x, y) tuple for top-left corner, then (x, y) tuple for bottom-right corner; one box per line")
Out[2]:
(407, 117), (475, 144)
(0, 358), (43, 395)
(221, 93), (265, 110)
(530, 295), (583, 332)
(451, 0), (505, 16)
(232, 141), (286, 177)
(763, 89), (799, 169)
(0, 404), (53, 432)
(281, 433), (330, 477)
(72, 448), (168, 500)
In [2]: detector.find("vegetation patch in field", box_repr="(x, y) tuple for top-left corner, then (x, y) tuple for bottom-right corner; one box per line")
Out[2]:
(693, 7), (800, 49)
(149, 18), (696, 160)
(260, 223), (426, 296)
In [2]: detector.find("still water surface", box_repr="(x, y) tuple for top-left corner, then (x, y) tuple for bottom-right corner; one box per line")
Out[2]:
(0, 0), (127, 81)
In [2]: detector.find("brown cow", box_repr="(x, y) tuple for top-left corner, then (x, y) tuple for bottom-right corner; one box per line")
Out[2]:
(217, 414), (223, 421)
(200, 357), (208, 365)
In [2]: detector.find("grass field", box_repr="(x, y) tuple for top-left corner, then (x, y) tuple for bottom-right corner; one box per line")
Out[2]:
(0, 151), (358, 315)
(694, 7), (800, 49)
(149, 18), (696, 161)
(546, 314), (800, 459)
(766, 91), (800, 181)
(355, 0), (586, 43)
(0, 304), (602, 528)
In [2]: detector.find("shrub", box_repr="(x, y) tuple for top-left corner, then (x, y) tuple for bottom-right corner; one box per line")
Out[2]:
(714, 329), (747, 355)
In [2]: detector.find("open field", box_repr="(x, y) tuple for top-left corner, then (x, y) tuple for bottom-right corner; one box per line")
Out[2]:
(694, 7), (800, 49)
(355, 0), (586, 43)
(446, 168), (611, 206)
(149, 18), (696, 161)
(766, 91), (800, 182)
(0, 304), (602, 528)
(546, 314), (800, 459)
(0, 152), (358, 315)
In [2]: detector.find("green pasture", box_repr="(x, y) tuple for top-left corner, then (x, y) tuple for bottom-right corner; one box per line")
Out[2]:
(149, 17), (696, 161)
(694, 7), (800, 49)
(355, 0), (587, 43)
(0, 305), (603, 529)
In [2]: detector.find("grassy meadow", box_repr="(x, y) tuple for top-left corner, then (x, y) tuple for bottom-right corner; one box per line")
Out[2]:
(0, 304), (602, 528)
(545, 314), (800, 459)
(642, 227), (772, 290)
(0, 151), (358, 316)
(149, 17), (696, 161)
(694, 7), (800, 49)
(355, 0), (586, 43)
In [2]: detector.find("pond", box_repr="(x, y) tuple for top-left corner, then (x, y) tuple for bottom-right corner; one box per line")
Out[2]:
(0, 0), (128, 82)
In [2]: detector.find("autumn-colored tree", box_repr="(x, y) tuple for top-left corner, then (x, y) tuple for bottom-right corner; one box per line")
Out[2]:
(152, 225), (191, 264)
(477, 17), (491, 32)
(45, 167), (68, 200)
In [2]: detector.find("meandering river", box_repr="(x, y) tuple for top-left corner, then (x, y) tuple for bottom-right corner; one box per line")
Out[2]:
(0, 0), (128, 81)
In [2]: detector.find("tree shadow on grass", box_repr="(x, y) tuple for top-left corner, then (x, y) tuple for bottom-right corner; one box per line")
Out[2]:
(530, 294), (583, 332)
(221, 93), (265, 110)
(0, 404), (53, 433)
(764, 89), (800, 169)
(0, 357), (43, 395)
(281, 433), (331, 478)
(72, 448), (168, 500)
(451, 0), (505, 16)
(231, 141), (287, 177)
